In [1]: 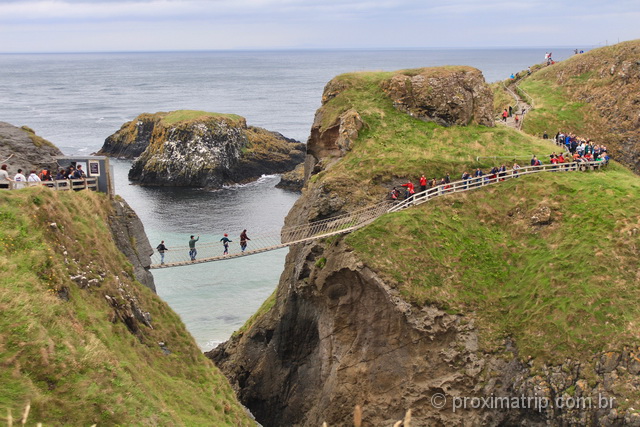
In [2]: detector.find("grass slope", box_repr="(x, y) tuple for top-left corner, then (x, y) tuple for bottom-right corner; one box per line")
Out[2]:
(514, 39), (640, 164)
(347, 164), (640, 363)
(0, 188), (253, 425)
(308, 69), (640, 363)
(312, 71), (565, 205)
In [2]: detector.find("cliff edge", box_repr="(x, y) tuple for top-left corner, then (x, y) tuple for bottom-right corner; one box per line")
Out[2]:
(0, 122), (63, 173)
(0, 187), (253, 425)
(210, 66), (640, 426)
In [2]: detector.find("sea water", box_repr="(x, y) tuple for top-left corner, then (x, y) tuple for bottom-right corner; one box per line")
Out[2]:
(0, 48), (576, 349)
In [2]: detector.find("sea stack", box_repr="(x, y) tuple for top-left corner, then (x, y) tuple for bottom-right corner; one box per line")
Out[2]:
(98, 110), (305, 188)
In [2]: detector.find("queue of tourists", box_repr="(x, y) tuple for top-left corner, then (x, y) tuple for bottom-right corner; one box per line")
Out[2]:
(390, 148), (608, 202)
(552, 131), (608, 159)
(0, 163), (87, 190)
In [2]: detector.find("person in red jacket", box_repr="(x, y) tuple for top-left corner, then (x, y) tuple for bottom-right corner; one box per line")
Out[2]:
(419, 175), (427, 192)
(401, 180), (415, 200)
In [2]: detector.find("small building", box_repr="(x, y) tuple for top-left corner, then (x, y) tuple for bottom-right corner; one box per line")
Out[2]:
(54, 156), (114, 196)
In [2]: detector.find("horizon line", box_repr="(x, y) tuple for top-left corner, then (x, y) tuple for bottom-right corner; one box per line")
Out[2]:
(0, 45), (607, 55)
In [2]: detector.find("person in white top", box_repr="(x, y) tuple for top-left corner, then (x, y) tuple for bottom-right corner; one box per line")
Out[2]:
(0, 164), (11, 189)
(27, 170), (42, 183)
(14, 168), (26, 189)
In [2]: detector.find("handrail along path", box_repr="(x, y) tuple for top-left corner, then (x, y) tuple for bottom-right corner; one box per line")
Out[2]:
(151, 160), (605, 269)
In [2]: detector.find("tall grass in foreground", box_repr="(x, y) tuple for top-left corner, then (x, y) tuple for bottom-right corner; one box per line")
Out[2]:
(0, 188), (252, 425)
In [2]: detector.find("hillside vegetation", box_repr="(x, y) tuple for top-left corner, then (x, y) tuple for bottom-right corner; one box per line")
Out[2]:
(515, 39), (640, 173)
(312, 69), (640, 363)
(348, 163), (640, 363)
(0, 188), (253, 425)
(312, 70), (571, 205)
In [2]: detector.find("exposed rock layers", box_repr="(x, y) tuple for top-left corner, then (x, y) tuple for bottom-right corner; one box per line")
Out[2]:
(98, 111), (305, 188)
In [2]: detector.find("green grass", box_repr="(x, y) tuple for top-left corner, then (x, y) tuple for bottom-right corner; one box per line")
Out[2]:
(0, 188), (253, 426)
(347, 164), (640, 363)
(517, 78), (594, 137)
(315, 71), (574, 205)
(293, 67), (640, 365)
(161, 110), (244, 126)
(491, 81), (515, 116)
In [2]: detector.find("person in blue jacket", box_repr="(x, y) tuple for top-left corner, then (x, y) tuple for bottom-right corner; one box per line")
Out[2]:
(220, 233), (232, 255)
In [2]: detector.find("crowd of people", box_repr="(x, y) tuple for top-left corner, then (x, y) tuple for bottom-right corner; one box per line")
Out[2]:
(157, 229), (252, 264)
(0, 163), (87, 189)
(390, 148), (607, 202)
(549, 131), (608, 160)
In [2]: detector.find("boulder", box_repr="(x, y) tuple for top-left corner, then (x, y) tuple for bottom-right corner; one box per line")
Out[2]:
(380, 67), (495, 127)
(0, 121), (63, 173)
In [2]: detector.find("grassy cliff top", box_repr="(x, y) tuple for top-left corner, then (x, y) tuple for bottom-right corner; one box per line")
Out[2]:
(347, 163), (640, 363)
(514, 39), (640, 170)
(0, 188), (252, 425)
(313, 69), (571, 204)
(307, 66), (640, 364)
(160, 110), (245, 126)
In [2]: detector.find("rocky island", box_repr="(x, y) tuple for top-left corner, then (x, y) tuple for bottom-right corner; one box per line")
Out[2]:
(98, 110), (305, 189)
(210, 52), (640, 426)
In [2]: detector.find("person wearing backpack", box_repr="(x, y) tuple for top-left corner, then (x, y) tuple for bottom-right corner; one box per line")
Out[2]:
(156, 240), (168, 265)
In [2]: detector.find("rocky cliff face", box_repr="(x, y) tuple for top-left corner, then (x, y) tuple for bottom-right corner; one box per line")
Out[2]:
(380, 66), (495, 127)
(209, 68), (639, 426)
(305, 67), (494, 182)
(107, 197), (156, 292)
(211, 239), (638, 426)
(0, 121), (63, 172)
(98, 111), (305, 188)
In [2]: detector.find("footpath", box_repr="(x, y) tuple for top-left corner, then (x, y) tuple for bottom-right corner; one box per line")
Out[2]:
(500, 81), (534, 130)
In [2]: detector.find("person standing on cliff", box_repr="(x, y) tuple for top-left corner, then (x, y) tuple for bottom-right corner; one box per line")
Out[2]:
(189, 235), (199, 261)
(157, 240), (168, 264)
(220, 234), (232, 255)
(502, 109), (508, 122)
(239, 230), (250, 252)
(0, 164), (12, 189)
(14, 169), (26, 189)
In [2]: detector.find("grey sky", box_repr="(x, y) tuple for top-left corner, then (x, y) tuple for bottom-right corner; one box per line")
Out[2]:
(0, 0), (638, 52)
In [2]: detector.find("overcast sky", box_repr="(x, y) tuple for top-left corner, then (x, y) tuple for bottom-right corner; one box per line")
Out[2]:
(1, 0), (638, 53)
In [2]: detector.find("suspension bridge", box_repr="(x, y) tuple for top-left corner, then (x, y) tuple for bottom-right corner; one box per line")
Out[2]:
(150, 160), (605, 269)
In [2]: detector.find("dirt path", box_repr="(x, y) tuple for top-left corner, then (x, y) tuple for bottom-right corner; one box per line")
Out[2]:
(499, 81), (533, 130)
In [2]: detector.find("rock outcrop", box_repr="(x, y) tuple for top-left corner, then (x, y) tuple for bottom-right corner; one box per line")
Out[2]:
(209, 67), (640, 426)
(276, 163), (304, 191)
(380, 66), (495, 127)
(98, 111), (305, 188)
(107, 197), (156, 292)
(0, 121), (63, 172)
(210, 239), (638, 426)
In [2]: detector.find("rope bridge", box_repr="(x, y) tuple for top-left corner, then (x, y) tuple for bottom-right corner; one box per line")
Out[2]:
(150, 160), (605, 269)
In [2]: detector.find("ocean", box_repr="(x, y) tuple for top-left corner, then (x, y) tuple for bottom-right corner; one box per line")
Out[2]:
(0, 48), (576, 349)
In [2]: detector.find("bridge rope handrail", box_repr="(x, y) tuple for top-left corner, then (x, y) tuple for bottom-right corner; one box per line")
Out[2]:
(150, 160), (605, 269)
